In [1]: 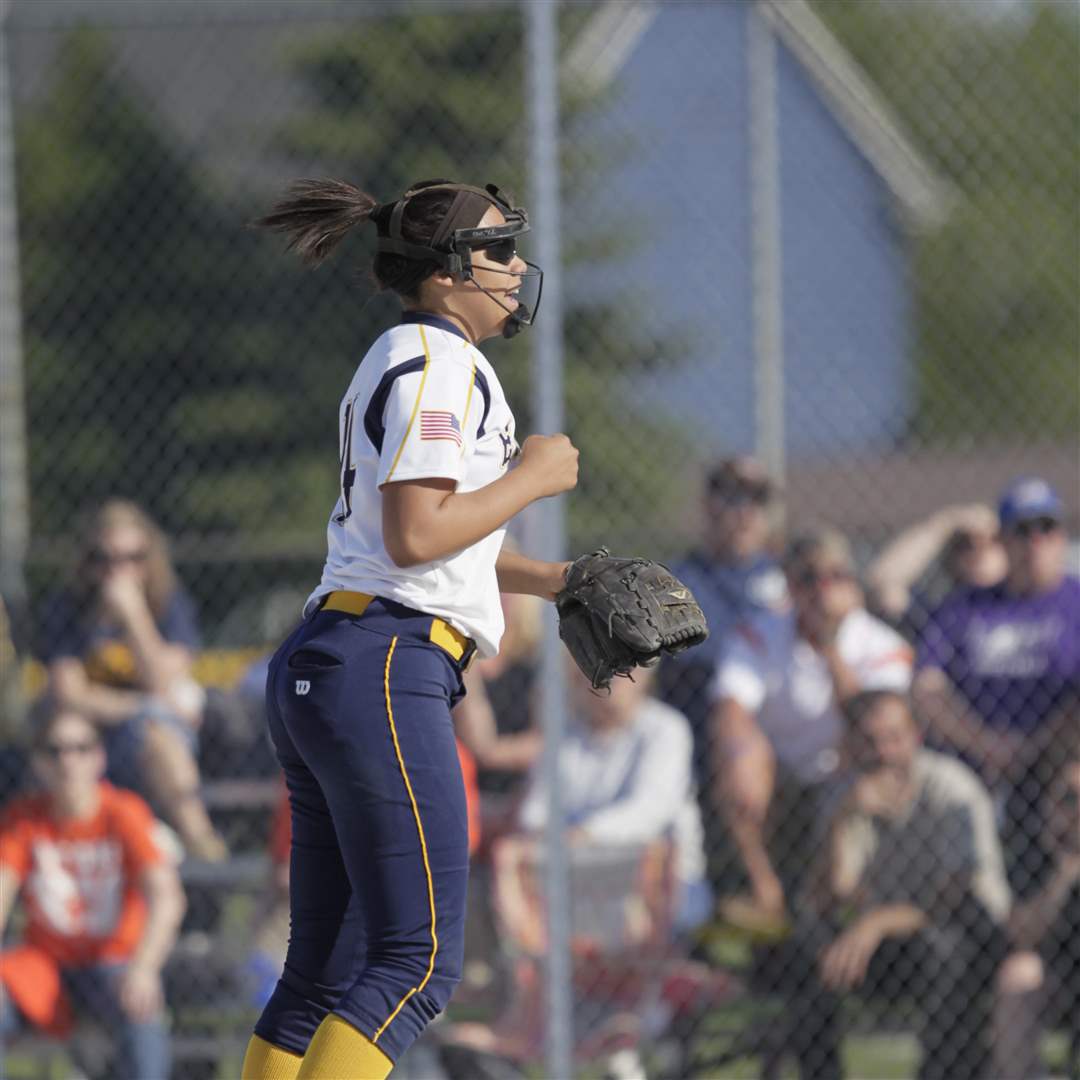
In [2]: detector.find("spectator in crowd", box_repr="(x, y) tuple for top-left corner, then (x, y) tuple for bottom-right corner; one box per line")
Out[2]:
(514, 666), (709, 936)
(711, 528), (912, 923)
(912, 476), (1080, 870)
(993, 697), (1080, 1079)
(36, 499), (225, 860)
(661, 458), (789, 777)
(865, 502), (1006, 639)
(0, 705), (185, 1080)
(788, 690), (1009, 1080)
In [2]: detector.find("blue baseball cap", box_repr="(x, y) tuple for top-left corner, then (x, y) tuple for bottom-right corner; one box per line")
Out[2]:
(997, 477), (1064, 529)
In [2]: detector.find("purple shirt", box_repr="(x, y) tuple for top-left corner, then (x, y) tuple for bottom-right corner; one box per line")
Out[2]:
(916, 575), (1080, 732)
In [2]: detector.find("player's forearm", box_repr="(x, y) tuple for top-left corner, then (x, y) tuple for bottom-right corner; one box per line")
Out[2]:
(384, 468), (544, 567)
(496, 548), (570, 599)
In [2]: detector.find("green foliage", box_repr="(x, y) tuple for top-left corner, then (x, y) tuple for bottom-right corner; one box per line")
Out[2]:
(811, 0), (1079, 441)
(18, 27), (343, 545)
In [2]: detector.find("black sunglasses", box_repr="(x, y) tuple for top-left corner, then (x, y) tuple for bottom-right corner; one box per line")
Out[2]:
(40, 740), (99, 760)
(476, 237), (517, 265)
(1011, 517), (1061, 539)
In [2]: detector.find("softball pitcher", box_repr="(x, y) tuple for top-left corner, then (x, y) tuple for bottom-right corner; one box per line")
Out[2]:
(241, 179), (578, 1079)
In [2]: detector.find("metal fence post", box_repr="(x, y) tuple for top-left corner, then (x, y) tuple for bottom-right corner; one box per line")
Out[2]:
(526, 0), (573, 1077)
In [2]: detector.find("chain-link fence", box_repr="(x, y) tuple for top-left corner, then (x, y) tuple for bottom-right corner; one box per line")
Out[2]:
(1, 0), (1077, 1077)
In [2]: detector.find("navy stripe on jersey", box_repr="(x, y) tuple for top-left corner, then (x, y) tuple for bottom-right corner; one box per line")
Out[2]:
(364, 357), (427, 454)
(400, 311), (469, 342)
(474, 368), (492, 437)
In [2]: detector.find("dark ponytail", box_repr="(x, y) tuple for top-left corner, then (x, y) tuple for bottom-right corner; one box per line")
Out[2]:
(254, 176), (462, 301)
(253, 178), (377, 268)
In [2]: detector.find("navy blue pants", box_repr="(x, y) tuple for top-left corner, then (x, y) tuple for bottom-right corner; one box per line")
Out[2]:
(253, 598), (471, 1063)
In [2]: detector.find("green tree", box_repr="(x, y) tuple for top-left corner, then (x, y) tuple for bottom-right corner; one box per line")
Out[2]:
(18, 28), (348, 555)
(811, 0), (1079, 441)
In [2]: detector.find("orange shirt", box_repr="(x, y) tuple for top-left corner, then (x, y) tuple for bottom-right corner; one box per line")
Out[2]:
(0, 782), (163, 967)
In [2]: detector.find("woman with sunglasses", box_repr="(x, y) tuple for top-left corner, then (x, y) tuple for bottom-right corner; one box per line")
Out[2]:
(0, 705), (186, 1080)
(36, 499), (224, 861)
(709, 528), (913, 931)
(242, 179), (578, 1080)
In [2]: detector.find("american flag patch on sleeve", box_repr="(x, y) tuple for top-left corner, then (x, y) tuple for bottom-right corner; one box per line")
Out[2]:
(420, 410), (463, 447)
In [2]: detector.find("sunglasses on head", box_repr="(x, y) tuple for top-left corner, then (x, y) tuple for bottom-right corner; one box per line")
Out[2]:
(89, 548), (148, 566)
(1010, 517), (1060, 539)
(40, 740), (99, 760)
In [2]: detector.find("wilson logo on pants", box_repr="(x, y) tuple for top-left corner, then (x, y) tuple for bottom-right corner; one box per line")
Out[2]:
(295, 680), (311, 696)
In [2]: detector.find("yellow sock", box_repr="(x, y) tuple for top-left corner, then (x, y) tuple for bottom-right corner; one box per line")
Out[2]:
(241, 1034), (304, 1080)
(296, 1014), (393, 1079)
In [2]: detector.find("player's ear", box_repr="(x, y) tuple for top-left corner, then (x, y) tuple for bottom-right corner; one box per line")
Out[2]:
(427, 269), (457, 289)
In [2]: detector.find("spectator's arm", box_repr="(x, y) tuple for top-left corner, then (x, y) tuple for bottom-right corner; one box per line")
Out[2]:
(495, 547), (570, 600)
(865, 505), (993, 619)
(48, 657), (149, 726)
(120, 605), (193, 696)
(1008, 855), (1080, 950)
(821, 643), (863, 707)
(712, 696), (782, 910)
(0, 863), (21, 934)
(118, 861), (185, 1022)
(819, 902), (928, 991)
(912, 667), (1024, 777)
(454, 666), (542, 774)
(129, 861), (186, 974)
(578, 721), (691, 845)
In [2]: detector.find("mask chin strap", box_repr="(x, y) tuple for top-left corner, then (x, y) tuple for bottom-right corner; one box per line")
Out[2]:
(461, 265), (540, 339)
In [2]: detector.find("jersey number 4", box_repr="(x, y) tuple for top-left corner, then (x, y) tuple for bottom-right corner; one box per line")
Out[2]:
(333, 398), (358, 525)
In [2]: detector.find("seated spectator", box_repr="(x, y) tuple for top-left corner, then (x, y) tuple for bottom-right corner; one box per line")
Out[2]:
(865, 502), (1006, 640)
(993, 698), (1080, 1079)
(788, 690), (1009, 1080)
(660, 459), (788, 857)
(711, 528), (912, 923)
(0, 705), (185, 1080)
(912, 477), (1080, 869)
(514, 666), (709, 935)
(35, 499), (225, 860)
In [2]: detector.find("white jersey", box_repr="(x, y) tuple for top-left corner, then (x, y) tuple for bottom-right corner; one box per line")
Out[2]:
(712, 607), (913, 784)
(305, 313), (518, 657)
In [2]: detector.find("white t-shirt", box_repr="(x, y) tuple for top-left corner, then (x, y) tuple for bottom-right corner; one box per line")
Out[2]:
(518, 697), (706, 886)
(304, 313), (518, 656)
(713, 607), (913, 784)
